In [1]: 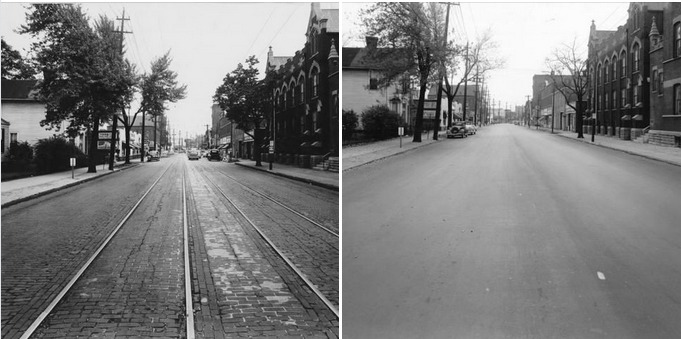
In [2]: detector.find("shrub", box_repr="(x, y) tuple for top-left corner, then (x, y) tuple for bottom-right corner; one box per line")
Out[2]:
(342, 110), (359, 140)
(4, 141), (34, 172)
(33, 137), (87, 174)
(361, 105), (403, 140)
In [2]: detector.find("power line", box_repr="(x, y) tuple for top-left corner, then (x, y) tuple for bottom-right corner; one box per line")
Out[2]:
(245, 8), (276, 58)
(256, 3), (306, 62)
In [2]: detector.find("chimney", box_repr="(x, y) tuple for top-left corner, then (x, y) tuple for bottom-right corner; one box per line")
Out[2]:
(366, 36), (378, 48)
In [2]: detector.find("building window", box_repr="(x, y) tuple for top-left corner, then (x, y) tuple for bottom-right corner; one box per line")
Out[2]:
(675, 23), (681, 58)
(613, 90), (617, 109)
(652, 69), (658, 92)
(300, 115), (305, 134)
(605, 92), (609, 109)
(659, 72), (664, 96)
(675, 84), (681, 114)
(310, 31), (317, 55)
(621, 51), (626, 77)
(282, 89), (287, 109)
(633, 83), (639, 104)
(604, 61), (609, 82)
(632, 44), (640, 72)
(311, 68), (319, 97)
(621, 88), (627, 107)
(298, 81), (305, 104)
(612, 57), (618, 80)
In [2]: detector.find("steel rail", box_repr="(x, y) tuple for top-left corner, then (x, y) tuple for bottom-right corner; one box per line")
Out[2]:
(19, 162), (175, 339)
(182, 170), (196, 339)
(216, 170), (338, 237)
(200, 173), (340, 319)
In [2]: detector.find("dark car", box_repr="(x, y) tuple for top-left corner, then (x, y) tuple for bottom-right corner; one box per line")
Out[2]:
(207, 149), (222, 161)
(446, 125), (467, 138)
(146, 150), (160, 161)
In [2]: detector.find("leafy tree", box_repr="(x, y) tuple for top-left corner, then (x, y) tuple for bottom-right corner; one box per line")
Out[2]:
(20, 4), (137, 172)
(122, 51), (185, 163)
(442, 30), (504, 128)
(361, 2), (450, 142)
(1, 39), (37, 80)
(546, 38), (589, 139)
(214, 56), (269, 166)
(361, 105), (402, 140)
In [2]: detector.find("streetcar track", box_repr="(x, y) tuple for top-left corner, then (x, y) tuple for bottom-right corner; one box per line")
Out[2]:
(17, 160), (196, 339)
(214, 170), (339, 237)
(196, 169), (340, 319)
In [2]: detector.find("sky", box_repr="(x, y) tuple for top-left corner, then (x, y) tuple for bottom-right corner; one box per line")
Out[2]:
(1, 2), (327, 138)
(343, 2), (630, 111)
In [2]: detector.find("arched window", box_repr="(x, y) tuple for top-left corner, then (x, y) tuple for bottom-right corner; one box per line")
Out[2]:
(597, 65), (601, 86)
(632, 43), (640, 72)
(675, 84), (681, 114)
(282, 86), (288, 108)
(620, 51), (627, 76)
(604, 60), (609, 82)
(652, 69), (658, 92)
(298, 76), (305, 103)
(675, 22), (681, 58)
(659, 72), (664, 96)
(612, 56), (618, 80)
(621, 88), (627, 107)
(310, 67), (319, 97)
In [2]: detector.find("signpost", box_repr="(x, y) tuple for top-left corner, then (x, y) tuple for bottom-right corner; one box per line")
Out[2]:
(70, 157), (76, 179)
(398, 127), (404, 148)
(269, 140), (274, 170)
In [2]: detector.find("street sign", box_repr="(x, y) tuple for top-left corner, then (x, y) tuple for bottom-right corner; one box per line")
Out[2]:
(97, 141), (111, 150)
(269, 140), (274, 153)
(98, 131), (113, 140)
(70, 157), (76, 167)
(398, 127), (404, 136)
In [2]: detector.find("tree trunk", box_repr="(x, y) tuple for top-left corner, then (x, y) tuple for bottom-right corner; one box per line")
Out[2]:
(88, 116), (99, 173)
(412, 82), (427, 143)
(124, 125), (131, 164)
(576, 100), (585, 138)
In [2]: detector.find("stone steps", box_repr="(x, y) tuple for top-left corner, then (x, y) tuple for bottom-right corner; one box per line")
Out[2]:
(312, 157), (339, 172)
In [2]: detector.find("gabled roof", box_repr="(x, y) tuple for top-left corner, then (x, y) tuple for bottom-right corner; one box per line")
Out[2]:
(1, 79), (39, 101)
(342, 47), (389, 70)
(310, 3), (339, 33)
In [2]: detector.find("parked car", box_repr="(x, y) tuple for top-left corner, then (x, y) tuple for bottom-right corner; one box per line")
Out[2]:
(465, 124), (477, 135)
(147, 150), (160, 162)
(446, 125), (467, 138)
(187, 149), (200, 160)
(207, 149), (222, 161)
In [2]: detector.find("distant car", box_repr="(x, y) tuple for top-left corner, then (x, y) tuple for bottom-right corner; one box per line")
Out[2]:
(147, 150), (160, 162)
(187, 149), (200, 160)
(447, 124), (467, 138)
(207, 149), (222, 161)
(465, 124), (477, 135)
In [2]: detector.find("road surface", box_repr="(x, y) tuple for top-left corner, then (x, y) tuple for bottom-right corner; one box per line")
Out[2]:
(343, 124), (681, 339)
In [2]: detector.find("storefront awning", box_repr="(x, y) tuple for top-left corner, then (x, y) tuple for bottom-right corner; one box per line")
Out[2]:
(218, 143), (230, 149)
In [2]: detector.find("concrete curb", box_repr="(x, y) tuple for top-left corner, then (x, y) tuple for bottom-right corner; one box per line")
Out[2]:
(547, 130), (681, 168)
(343, 136), (445, 172)
(233, 162), (339, 191)
(1, 163), (140, 209)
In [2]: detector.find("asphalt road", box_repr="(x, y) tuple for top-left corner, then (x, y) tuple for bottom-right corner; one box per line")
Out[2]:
(342, 124), (681, 339)
(2, 154), (338, 338)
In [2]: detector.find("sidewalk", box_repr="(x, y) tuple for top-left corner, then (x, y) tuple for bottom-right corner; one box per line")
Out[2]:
(342, 131), (446, 172)
(533, 126), (681, 167)
(233, 159), (339, 191)
(1, 160), (137, 208)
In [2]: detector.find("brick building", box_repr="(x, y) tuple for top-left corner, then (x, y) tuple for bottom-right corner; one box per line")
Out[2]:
(266, 2), (338, 169)
(587, 3), (666, 141)
(648, 2), (681, 146)
(532, 74), (577, 130)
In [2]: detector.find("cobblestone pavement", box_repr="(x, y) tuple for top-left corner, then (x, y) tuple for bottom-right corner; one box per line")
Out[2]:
(30, 160), (186, 338)
(1, 163), (163, 339)
(186, 163), (337, 337)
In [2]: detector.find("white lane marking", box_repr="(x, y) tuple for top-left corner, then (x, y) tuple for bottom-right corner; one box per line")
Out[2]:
(597, 271), (606, 280)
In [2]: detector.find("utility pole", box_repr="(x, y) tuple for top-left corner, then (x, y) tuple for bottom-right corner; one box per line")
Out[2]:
(433, 2), (451, 140)
(462, 41), (469, 122)
(473, 64), (479, 126)
(110, 9), (131, 170)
